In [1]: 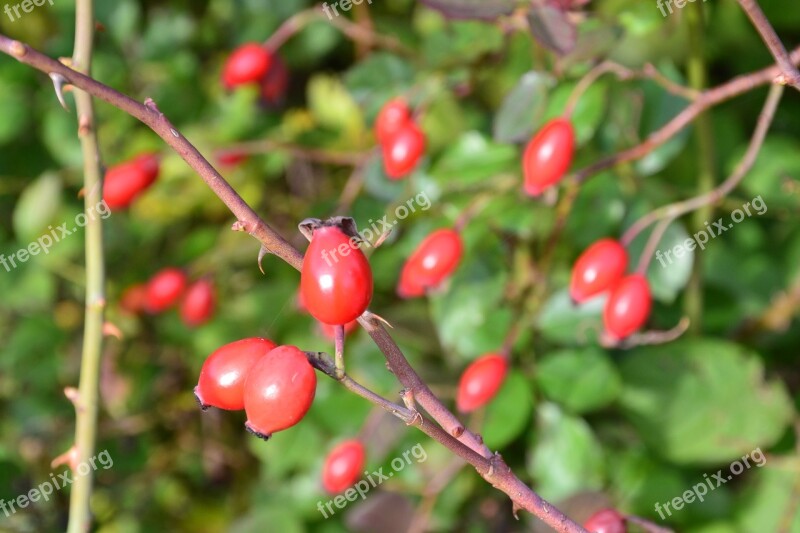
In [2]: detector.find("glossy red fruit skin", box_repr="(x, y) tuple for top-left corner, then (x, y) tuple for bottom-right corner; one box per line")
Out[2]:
(383, 122), (426, 179)
(222, 43), (272, 89)
(523, 118), (575, 197)
(195, 337), (277, 411)
(180, 279), (216, 327)
(300, 226), (373, 325)
(322, 440), (366, 494)
(103, 153), (160, 210)
(603, 274), (652, 339)
(456, 353), (508, 413)
(120, 283), (148, 314)
(570, 239), (629, 303)
(145, 268), (188, 313)
(375, 98), (412, 145)
(244, 345), (317, 438)
(397, 229), (463, 299)
(584, 508), (626, 533)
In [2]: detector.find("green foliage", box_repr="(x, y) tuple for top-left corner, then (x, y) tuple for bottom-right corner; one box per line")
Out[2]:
(1, 0), (800, 531)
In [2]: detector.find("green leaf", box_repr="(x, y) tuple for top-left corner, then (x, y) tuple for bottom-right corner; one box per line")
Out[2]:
(527, 403), (605, 501)
(430, 131), (518, 185)
(482, 371), (534, 449)
(526, 5), (576, 55)
(737, 136), (800, 209)
(537, 289), (605, 346)
(307, 74), (367, 148)
(419, 0), (516, 21)
(619, 339), (793, 465)
(735, 456), (800, 532)
(13, 172), (62, 243)
(493, 71), (555, 144)
(537, 347), (622, 414)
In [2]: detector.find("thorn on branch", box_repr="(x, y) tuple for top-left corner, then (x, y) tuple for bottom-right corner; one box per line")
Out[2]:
(102, 322), (123, 340)
(257, 245), (270, 274)
(51, 446), (79, 471)
(9, 40), (26, 58)
(50, 73), (71, 111)
(63, 386), (82, 410)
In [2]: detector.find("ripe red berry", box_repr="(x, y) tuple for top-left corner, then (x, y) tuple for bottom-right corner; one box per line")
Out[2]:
(120, 283), (148, 314)
(145, 268), (188, 313)
(382, 122), (426, 179)
(570, 239), (629, 303)
(103, 153), (160, 210)
(584, 508), (626, 533)
(603, 274), (652, 339)
(322, 440), (366, 494)
(523, 118), (575, 196)
(195, 337), (277, 411)
(216, 150), (248, 168)
(222, 43), (272, 90)
(375, 98), (412, 145)
(244, 345), (317, 438)
(456, 353), (508, 413)
(397, 228), (463, 299)
(300, 224), (373, 325)
(180, 279), (216, 327)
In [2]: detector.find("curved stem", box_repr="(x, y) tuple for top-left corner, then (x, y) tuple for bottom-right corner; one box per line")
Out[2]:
(621, 83), (784, 248)
(0, 35), (586, 533)
(67, 0), (105, 531)
(572, 45), (800, 183)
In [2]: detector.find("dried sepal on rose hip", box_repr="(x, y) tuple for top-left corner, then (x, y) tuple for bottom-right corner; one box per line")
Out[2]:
(299, 217), (373, 326)
(322, 439), (366, 494)
(195, 337), (277, 411)
(243, 345), (317, 440)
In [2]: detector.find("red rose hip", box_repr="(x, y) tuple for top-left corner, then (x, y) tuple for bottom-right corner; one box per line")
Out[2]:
(382, 122), (426, 179)
(523, 118), (575, 196)
(195, 337), (277, 411)
(222, 43), (272, 89)
(584, 508), (626, 533)
(456, 353), (508, 413)
(322, 439), (366, 494)
(300, 223), (373, 325)
(120, 283), (148, 314)
(103, 153), (160, 210)
(145, 268), (187, 313)
(180, 279), (216, 327)
(375, 98), (412, 145)
(398, 228), (463, 298)
(603, 274), (652, 339)
(244, 345), (317, 438)
(570, 239), (629, 303)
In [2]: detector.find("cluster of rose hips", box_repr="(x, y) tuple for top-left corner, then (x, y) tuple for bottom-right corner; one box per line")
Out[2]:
(570, 239), (652, 339)
(121, 268), (216, 327)
(375, 98), (427, 179)
(221, 42), (289, 106)
(103, 153), (160, 210)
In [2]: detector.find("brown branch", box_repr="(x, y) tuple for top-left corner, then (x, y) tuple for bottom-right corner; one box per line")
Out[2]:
(736, 0), (800, 90)
(621, 83), (784, 247)
(0, 35), (585, 533)
(573, 46), (800, 183)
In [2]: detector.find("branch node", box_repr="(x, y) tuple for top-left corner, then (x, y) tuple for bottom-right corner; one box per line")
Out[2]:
(9, 40), (26, 58)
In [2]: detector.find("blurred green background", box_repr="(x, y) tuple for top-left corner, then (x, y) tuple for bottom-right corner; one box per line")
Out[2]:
(1, 0), (800, 531)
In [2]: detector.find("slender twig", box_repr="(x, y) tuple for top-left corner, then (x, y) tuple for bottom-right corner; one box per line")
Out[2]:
(626, 514), (675, 533)
(263, 6), (410, 54)
(573, 45), (800, 183)
(621, 83), (784, 247)
(635, 218), (671, 274)
(334, 325), (345, 379)
(224, 138), (370, 166)
(0, 35), (586, 533)
(66, 1), (106, 532)
(736, 0), (800, 90)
